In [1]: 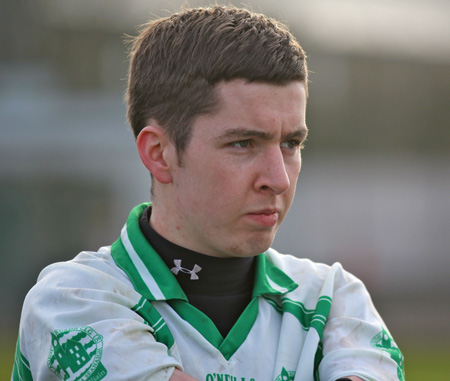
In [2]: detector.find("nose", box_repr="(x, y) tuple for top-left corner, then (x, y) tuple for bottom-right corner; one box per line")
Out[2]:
(255, 147), (291, 195)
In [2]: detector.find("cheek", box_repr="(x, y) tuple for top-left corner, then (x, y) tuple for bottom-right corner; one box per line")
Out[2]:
(199, 171), (244, 214)
(183, 169), (227, 206)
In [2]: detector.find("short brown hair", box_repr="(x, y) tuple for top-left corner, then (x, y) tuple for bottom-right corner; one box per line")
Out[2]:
(126, 5), (308, 160)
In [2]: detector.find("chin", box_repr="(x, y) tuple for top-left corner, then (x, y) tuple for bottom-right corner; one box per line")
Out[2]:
(245, 238), (274, 256)
(224, 241), (272, 257)
(224, 231), (276, 257)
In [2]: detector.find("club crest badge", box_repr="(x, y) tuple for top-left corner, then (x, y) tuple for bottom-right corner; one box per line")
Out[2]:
(371, 328), (405, 381)
(275, 367), (295, 381)
(47, 326), (107, 381)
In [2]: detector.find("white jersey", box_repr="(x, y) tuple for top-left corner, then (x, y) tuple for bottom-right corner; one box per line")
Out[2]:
(13, 204), (404, 381)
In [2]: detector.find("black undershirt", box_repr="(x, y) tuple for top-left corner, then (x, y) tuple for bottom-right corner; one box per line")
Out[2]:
(139, 206), (256, 337)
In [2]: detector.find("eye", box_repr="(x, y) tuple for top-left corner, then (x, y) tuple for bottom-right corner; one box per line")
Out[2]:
(280, 140), (303, 149)
(229, 139), (252, 148)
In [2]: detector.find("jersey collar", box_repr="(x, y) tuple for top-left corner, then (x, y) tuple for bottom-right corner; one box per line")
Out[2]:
(111, 203), (298, 302)
(253, 250), (298, 297)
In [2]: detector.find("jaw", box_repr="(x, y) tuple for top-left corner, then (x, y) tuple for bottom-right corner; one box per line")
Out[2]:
(221, 225), (280, 258)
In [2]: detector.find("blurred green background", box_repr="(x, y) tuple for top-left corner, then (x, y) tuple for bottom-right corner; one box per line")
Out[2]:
(1, 0), (449, 379)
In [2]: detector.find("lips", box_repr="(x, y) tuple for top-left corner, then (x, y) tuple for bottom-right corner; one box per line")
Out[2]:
(246, 209), (279, 227)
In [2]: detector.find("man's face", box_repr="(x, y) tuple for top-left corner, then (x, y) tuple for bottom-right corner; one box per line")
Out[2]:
(155, 79), (308, 258)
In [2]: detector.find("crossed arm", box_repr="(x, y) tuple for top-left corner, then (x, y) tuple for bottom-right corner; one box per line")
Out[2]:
(170, 369), (198, 380)
(170, 369), (364, 381)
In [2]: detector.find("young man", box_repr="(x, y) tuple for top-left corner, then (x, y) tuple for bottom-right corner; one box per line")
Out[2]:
(13, 6), (405, 381)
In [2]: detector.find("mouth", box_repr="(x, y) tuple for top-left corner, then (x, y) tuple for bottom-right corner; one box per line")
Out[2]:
(246, 209), (279, 228)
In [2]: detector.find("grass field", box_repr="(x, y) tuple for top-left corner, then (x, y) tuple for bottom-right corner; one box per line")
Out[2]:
(1, 337), (449, 380)
(401, 344), (450, 380)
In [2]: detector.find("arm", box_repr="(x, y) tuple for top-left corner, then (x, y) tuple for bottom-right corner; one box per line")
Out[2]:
(319, 264), (404, 380)
(170, 369), (198, 381)
(14, 257), (182, 380)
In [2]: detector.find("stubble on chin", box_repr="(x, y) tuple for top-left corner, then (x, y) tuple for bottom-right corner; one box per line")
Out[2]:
(225, 236), (275, 258)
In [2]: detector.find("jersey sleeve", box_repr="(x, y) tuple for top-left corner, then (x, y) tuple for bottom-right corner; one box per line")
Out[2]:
(319, 264), (405, 381)
(12, 250), (182, 381)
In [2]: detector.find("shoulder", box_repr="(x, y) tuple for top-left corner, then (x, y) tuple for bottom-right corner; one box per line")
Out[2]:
(16, 247), (183, 377)
(21, 246), (141, 326)
(34, 246), (132, 293)
(266, 247), (358, 285)
(265, 248), (366, 306)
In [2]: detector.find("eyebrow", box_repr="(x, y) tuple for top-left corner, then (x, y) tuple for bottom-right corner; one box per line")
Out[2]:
(216, 127), (308, 142)
(284, 128), (309, 141)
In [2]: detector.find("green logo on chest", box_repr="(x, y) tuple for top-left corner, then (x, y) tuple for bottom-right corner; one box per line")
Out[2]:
(275, 367), (295, 381)
(47, 326), (107, 381)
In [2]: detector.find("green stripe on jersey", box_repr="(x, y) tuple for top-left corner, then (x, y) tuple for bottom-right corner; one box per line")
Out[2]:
(111, 235), (157, 301)
(12, 335), (33, 381)
(253, 254), (298, 297)
(170, 297), (259, 361)
(310, 296), (332, 337)
(264, 295), (332, 338)
(111, 204), (187, 302)
(132, 297), (175, 350)
(313, 342), (324, 381)
(219, 298), (259, 360)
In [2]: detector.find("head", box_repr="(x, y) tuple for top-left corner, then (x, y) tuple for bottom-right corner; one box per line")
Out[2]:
(128, 6), (309, 258)
(126, 5), (308, 164)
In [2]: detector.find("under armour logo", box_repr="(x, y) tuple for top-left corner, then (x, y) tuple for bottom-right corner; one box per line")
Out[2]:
(171, 259), (202, 280)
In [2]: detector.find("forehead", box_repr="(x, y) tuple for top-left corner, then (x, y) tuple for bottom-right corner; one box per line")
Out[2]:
(193, 79), (307, 136)
(215, 79), (306, 110)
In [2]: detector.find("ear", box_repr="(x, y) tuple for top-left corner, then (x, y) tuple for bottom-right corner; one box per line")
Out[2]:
(136, 125), (174, 184)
